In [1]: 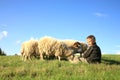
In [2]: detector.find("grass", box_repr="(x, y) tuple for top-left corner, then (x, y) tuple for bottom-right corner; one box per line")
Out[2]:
(0, 55), (120, 80)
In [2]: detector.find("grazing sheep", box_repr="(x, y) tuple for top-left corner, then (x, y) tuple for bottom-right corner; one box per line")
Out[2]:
(38, 36), (57, 60)
(62, 39), (88, 57)
(62, 40), (83, 53)
(54, 41), (74, 61)
(38, 36), (74, 61)
(21, 39), (38, 61)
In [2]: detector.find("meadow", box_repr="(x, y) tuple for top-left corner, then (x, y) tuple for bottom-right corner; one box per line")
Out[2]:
(0, 55), (120, 80)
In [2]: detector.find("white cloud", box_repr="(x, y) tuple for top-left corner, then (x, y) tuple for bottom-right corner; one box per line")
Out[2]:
(30, 37), (34, 40)
(30, 37), (38, 40)
(93, 12), (107, 17)
(16, 40), (21, 44)
(116, 52), (120, 55)
(102, 52), (108, 54)
(0, 31), (8, 40)
(2, 31), (8, 37)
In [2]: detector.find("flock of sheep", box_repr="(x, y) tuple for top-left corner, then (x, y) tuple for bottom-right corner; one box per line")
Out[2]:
(20, 36), (88, 62)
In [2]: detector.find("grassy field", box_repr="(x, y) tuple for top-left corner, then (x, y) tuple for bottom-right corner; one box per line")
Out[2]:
(0, 55), (120, 80)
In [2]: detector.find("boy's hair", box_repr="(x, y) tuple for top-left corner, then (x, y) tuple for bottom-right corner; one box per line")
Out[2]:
(87, 35), (96, 41)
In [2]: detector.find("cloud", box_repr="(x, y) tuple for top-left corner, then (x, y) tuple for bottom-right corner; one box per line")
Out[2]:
(2, 31), (8, 37)
(93, 12), (107, 17)
(102, 52), (108, 54)
(30, 37), (34, 40)
(30, 37), (38, 40)
(116, 52), (120, 55)
(16, 40), (21, 44)
(0, 31), (8, 40)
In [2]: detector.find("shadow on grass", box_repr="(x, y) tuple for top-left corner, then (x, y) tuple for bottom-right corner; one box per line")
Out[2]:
(102, 58), (120, 65)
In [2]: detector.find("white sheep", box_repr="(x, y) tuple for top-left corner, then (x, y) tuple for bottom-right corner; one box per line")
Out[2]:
(54, 40), (74, 61)
(38, 36), (57, 60)
(20, 39), (38, 61)
(38, 36), (74, 61)
(62, 39), (88, 57)
(62, 40), (83, 53)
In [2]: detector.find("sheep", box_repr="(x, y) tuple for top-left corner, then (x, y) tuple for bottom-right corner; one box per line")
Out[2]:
(54, 41), (74, 61)
(79, 42), (88, 57)
(38, 36), (57, 60)
(38, 36), (74, 61)
(62, 40), (82, 53)
(62, 41), (88, 63)
(20, 39), (38, 61)
(62, 39), (88, 57)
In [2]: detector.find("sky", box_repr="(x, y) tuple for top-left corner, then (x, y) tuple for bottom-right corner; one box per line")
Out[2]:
(0, 0), (120, 55)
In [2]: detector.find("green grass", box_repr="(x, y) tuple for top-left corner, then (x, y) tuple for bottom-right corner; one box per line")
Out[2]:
(0, 55), (120, 80)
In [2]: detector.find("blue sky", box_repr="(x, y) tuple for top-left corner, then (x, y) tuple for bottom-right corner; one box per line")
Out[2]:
(0, 0), (120, 55)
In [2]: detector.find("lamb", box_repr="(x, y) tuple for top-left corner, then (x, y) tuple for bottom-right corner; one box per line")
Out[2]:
(20, 39), (38, 61)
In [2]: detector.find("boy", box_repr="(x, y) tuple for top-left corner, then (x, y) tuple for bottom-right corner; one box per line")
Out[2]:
(79, 35), (101, 63)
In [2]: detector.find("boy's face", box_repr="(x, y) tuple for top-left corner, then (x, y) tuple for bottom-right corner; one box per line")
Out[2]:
(87, 38), (95, 46)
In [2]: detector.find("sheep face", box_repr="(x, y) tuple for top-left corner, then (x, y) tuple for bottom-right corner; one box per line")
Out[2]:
(71, 42), (83, 54)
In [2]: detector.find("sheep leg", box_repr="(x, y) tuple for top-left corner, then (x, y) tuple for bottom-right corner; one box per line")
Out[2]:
(40, 53), (44, 60)
(24, 56), (27, 61)
(21, 57), (23, 61)
(58, 56), (61, 61)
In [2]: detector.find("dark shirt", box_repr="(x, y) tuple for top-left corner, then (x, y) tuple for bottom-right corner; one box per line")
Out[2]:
(83, 43), (101, 63)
